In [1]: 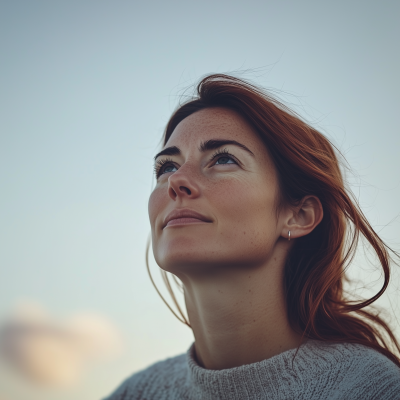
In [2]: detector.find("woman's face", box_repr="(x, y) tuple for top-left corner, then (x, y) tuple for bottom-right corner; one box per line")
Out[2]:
(148, 107), (283, 276)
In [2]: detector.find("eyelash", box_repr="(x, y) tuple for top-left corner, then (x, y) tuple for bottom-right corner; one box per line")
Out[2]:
(154, 149), (237, 178)
(210, 148), (237, 163)
(154, 157), (174, 178)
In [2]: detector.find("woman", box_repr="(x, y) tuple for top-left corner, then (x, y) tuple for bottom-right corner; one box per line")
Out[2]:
(105, 74), (400, 399)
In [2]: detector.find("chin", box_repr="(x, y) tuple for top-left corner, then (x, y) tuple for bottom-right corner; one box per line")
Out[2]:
(152, 225), (275, 274)
(154, 242), (214, 273)
(154, 243), (268, 278)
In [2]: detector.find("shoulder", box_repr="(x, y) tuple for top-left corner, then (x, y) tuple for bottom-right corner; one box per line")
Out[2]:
(303, 340), (400, 400)
(102, 353), (188, 400)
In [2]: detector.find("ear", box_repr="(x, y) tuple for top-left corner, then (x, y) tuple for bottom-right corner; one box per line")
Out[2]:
(281, 196), (323, 240)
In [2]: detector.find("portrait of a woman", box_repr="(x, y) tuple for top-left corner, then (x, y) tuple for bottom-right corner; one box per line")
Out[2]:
(104, 74), (400, 399)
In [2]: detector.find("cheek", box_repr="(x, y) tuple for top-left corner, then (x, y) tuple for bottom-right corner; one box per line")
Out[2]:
(210, 177), (278, 247)
(213, 177), (276, 220)
(148, 187), (165, 228)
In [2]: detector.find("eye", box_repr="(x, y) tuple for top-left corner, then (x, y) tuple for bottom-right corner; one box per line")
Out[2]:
(154, 158), (178, 178)
(215, 155), (236, 165)
(162, 164), (177, 173)
(210, 149), (238, 167)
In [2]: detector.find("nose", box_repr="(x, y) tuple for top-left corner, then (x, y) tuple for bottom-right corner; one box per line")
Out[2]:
(167, 166), (200, 201)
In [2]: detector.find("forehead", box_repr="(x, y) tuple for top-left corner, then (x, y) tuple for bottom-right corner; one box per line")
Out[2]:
(165, 107), (264, 150)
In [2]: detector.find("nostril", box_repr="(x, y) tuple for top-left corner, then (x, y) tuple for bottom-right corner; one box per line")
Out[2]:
(180, 186), (191, 195)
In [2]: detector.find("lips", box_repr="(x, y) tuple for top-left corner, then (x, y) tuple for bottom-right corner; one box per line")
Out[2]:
(163, 209), (212, 228)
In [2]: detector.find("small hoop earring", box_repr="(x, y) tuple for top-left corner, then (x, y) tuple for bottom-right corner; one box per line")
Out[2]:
(288, 230), (291, 241)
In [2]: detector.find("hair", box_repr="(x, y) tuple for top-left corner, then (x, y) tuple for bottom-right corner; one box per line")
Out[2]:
(147, 73), (400, 366)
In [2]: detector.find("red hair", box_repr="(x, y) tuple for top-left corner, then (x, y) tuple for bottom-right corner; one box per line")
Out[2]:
(147, 74), (400, 366)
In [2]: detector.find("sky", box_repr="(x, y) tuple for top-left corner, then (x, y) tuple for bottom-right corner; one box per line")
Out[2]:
(0, 1), (399, 399)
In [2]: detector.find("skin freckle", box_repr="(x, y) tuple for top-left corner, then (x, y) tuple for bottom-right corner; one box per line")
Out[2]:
(144, 76), (396, 383)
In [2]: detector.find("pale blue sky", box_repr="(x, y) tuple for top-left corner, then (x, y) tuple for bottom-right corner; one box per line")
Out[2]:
(1, 1), (399, 399)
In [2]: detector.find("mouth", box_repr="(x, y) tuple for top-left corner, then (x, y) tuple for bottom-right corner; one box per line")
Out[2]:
(163, 208), (212, 229)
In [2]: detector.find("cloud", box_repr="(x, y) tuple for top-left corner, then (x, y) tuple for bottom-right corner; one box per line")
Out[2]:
(0, 302), (123, 387)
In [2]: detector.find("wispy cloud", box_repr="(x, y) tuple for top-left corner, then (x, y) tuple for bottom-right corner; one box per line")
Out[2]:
(0, 302), (123, 387)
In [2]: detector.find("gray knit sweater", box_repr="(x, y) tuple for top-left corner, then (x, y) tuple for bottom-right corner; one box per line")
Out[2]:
(104, 340), (400, 399)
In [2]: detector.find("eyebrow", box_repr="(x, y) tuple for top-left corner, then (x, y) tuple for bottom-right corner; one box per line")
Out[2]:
(154, 139), (254, 160)
(199, 139), (255, 156)
(154, 146), (180, 160)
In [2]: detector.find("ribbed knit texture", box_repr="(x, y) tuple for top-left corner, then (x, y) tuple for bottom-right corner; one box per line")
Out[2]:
(104, 340), (400, 399)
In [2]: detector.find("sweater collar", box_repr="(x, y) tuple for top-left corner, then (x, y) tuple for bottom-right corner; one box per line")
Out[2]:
(185, 339), (335, 400)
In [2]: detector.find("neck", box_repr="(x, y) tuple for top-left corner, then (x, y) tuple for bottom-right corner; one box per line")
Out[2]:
(180, 243), (302, 370)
